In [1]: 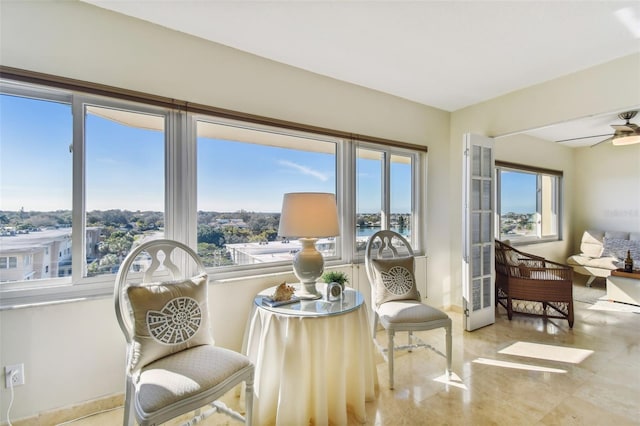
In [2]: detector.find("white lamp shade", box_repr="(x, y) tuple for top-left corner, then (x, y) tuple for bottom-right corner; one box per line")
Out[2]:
(278, 192), (340, 238)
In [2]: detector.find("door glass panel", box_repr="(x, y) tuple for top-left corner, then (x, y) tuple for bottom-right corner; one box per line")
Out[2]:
(472, 213), (480, 244)
(482, 147), (492, 177)
(481, 212), (491, 243)
(482, 180), (491, 210)
(472, 278), (481, 310)
(472, 146), (481, 176)
(472, 245), (481, 278)
(472, 180), (481, 210)
(482, 245), (491, 275)
(483, 276), (491, 307)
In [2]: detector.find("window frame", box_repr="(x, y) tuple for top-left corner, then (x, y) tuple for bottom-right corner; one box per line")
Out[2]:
(495, 161), (563, 245)
(0, 74), (428, 309)
(191, 114), (344, 280)
(354, 141), (425, 259)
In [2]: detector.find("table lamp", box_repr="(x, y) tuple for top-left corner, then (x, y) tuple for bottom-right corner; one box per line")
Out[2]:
(278, 192), (340, 299)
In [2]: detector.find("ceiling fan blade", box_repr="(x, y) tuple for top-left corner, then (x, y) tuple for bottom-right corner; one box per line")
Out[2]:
(555, 133), (612, 143)
(611, 124), (636, 132)
(590, 136), (613, 147)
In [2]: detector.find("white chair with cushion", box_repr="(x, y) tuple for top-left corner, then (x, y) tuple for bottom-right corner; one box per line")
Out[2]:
(365, 230), (452, 389)
(114, 239), (253, 425)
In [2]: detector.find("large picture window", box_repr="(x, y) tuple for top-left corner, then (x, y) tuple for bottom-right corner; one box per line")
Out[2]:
(0, 75), (427, 308)
(196, 119), (338, 270)
(496, 162), (562, 243)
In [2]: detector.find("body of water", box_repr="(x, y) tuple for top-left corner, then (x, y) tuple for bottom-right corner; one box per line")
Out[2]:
(356, 226), (410, 238)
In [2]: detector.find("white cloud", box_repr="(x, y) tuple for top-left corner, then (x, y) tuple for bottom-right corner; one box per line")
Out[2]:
(278, 160), (329, 181)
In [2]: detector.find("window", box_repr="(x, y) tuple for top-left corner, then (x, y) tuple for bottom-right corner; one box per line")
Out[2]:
(0, 257), (18, 269)
(496, 162), (562, 243)
(0, 75), (427, 307)
(196, 119), (338, 270)
(84, 105), (166, 277)
(356, 145), (419, 255)
(0, 80), (168, 302)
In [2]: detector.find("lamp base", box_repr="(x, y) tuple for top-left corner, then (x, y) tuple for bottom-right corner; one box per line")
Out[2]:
(292, 238), (324, 300)
(296, 282), (323, 300)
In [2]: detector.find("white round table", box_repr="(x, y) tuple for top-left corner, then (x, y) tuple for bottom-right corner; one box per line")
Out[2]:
(243, 283), (378, 425)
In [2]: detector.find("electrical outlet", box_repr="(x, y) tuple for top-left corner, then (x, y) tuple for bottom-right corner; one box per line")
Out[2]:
(5, 364), (25, 388)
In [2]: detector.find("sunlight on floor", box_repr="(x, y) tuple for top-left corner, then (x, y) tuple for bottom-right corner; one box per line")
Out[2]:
(589, 299), (640, 313)
(498, 341), (593, 364)
(472, 357), (566, 373)
(433, 371), (468, 389)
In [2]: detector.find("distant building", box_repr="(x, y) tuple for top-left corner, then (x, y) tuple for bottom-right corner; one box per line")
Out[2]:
(0, 227), (101, 282)
(225, 238), (336, 265)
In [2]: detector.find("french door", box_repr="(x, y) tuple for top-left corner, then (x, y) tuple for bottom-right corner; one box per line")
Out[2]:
(462, 134), (495, 331)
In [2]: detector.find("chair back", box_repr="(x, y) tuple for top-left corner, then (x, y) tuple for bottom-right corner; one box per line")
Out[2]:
(114, 239), (206, 344)
(365, 230), (414, 295)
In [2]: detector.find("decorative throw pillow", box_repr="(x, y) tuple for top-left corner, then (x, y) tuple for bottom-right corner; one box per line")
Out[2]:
(371, 257), (421, 306)
(580, 230), (604, 258)
(602, 238), (640, 260)
(505, 249), (521, 266)
(127, 273), (213, 372)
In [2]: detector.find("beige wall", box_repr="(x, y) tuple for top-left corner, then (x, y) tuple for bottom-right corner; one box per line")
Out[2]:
(449, 53), (640, 306)
(1, 0), (639, 421)
(572, 142), (640, 240)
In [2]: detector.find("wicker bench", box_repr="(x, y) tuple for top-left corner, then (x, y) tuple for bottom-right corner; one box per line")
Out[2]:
(495, 240), (574, 328)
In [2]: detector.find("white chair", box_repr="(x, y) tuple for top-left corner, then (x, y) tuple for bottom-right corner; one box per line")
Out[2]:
(114, 239), (253, 425)
(365, 230), (452, 389)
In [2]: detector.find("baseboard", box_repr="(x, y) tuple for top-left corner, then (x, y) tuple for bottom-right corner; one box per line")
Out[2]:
(7, 394), (123, 426)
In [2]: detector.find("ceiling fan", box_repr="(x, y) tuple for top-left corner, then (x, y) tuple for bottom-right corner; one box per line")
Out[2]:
(556, 110), (640, 147)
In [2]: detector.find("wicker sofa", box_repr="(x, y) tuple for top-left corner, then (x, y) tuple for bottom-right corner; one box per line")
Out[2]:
(495, 240), (574, 328)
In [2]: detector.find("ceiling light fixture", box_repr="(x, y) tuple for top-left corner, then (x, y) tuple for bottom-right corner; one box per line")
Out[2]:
(611, 111), (640, 146)
(612, 133), (640, 146)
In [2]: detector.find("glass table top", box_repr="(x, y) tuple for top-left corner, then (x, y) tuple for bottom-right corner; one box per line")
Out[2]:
(255, 283), (364, 317)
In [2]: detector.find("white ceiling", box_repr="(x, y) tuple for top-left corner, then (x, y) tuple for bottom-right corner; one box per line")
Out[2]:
(83, 0), (640, 147)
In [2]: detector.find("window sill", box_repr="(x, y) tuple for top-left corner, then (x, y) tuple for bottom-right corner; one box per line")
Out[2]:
(0, 280), (114, 311)
(0, 260), (358, 310)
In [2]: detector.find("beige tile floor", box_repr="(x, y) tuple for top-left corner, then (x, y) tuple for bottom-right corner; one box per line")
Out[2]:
(64, 278), (639, 425)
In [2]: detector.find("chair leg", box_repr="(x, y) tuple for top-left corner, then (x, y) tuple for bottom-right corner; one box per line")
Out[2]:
(372, 314), (379, 339)
(245, 375), (254, 425)
(388, 329), (395, 389)
(445, 321), (452, 377)
(408, 330), (413, 352)
(123, 379), (135, 426)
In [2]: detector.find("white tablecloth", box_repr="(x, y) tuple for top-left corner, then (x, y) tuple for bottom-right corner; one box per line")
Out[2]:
(244, 288), (378, 425)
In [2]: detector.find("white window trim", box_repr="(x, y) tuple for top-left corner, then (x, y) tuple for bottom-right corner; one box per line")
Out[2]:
(0, 78), (428, 309)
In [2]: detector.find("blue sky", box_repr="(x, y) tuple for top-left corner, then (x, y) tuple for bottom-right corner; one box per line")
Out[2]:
(1, 93), (411, 213)
(500, 171), (536, 214)
(1, 95), (73, 211)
